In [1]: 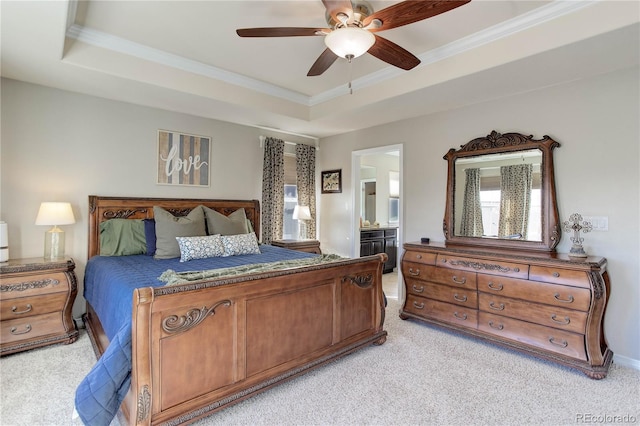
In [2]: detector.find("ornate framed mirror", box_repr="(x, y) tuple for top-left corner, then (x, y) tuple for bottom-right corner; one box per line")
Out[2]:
(443, 131), (561, 252)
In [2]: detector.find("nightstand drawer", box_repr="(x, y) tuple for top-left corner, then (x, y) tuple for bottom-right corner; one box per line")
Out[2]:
(0, 312), (67, 344)
(0, 293), (69, 320)
(0, 271), (69, 298)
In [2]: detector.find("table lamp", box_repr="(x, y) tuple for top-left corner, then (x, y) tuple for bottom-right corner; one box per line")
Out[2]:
(35, 202), (75, 260)
(292, 205), (312, 240)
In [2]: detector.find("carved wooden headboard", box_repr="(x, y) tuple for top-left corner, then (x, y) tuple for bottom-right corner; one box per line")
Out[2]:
(87, 195), (260, 258)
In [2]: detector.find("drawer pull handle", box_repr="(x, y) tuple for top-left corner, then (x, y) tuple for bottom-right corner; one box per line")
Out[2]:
(514, 267), (520, 272)
(10, 325), (32, 335)
(408, 268), (420, 276)
(549, 337), (568, 348)
(551, 315), (570, 325)
(11, 304), (33, 315)
(412, 284), (424, 293)
(487, 282), (503, 291)
(453, 294), (467, 302)
(453, 311), (467, 320)
(489, 302), (505, 311)
(488, 321), (504, 330)
(553, 272), (560, 278)
(413, 301), (425, 309)
(452, 276), (466, 285)
(554, 293), (574, 303)
(416, 254), (422, 259)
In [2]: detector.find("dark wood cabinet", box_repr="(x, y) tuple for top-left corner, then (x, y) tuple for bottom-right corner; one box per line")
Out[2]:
(360, 228), (397, 273)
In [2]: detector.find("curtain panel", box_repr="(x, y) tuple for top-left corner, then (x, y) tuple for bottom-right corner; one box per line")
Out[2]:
(261, 137), (285, 244)
(460, 168), (484, 237)
(295, 144), (316, 239)
(498, 164), (532, 239)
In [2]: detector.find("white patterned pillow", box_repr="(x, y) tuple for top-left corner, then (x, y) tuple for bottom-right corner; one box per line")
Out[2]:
(176, 234), (225, 262)
(221, 233), (261, 256)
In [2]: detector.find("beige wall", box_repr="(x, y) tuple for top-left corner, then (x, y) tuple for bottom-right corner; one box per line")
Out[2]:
(318, 66), (640, 365)
(0, 78), (308, 316)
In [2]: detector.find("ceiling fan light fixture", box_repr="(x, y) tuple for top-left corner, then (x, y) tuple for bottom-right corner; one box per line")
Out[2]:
(324, 27), (375, 59)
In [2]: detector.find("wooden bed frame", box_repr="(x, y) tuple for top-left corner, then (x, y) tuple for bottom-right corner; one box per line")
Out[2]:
(83, 195), (387, 425)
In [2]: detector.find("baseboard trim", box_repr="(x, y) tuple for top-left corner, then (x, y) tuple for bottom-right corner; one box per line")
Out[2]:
(613, 354), (640, 371)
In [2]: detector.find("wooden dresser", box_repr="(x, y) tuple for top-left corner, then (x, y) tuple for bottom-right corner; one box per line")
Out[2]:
(0, 257), (78, 355)
(400, 242), (612, 379)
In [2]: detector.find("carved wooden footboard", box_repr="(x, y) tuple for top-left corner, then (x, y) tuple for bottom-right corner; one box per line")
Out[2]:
(84, 196), (387, 425)
(128, 255), (386, 425)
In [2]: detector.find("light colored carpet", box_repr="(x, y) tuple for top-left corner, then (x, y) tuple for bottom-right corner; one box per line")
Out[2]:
(1, 298), (638, 426)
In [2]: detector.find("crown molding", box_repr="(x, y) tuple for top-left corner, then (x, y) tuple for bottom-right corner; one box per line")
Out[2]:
(65, 1), (597, 107)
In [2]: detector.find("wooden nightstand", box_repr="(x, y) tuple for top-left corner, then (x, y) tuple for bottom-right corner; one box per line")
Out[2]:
(0, 257), (78, 355)
(271, 239), (322, 254)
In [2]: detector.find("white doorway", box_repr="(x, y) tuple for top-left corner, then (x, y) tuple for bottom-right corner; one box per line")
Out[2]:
(351, 144), (403, 300)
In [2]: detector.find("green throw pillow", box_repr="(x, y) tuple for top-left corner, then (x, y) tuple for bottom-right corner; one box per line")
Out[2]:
(99, 219), (147, 256)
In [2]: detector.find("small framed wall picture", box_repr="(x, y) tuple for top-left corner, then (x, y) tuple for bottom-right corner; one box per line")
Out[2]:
(157, 130), (211, 187)
(321, 169), (342, 194)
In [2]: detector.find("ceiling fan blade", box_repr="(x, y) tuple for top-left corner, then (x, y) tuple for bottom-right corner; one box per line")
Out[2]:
(322, 0), (354, 24)
(307, 48), (339, 76)
(364, 0), (471, 32)
(236, 27), (329, 37)
(368, 35), (420, 70)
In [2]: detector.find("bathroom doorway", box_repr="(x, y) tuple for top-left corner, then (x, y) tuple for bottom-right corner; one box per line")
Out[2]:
(351, 144), (403, 299)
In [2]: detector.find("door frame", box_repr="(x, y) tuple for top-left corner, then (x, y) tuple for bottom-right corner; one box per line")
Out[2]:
(351, 144), (403, 299)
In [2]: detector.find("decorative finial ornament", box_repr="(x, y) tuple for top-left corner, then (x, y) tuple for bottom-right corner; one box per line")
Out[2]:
(563, 213), (593, 257)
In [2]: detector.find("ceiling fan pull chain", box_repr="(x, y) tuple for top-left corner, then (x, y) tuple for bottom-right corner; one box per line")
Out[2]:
(347, 54), (354, 95)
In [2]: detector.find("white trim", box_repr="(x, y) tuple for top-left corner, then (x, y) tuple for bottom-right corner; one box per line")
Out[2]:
(64, 1), (597, 107)
(351, 144), (404, 300)
(65, 24), (310, 105)
(613, 354), (640, 371)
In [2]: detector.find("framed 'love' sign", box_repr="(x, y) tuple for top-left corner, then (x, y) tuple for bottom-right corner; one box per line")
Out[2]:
(157, 130), (211, 187)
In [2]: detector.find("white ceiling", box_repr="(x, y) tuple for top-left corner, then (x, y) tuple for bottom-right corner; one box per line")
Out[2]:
(1, 0), (638, 139)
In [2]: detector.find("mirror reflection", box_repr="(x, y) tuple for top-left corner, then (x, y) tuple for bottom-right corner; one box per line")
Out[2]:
(454, 149), (542, 241)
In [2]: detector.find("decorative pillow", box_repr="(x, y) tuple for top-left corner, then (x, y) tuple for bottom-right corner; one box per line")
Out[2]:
(143, 219), (156, 256)
(153, 206), (206, 259)
(221, 232), (261, 256)
(176, 234), (225, 262)
(203, 206), (250, 236)
(99, 219), (147, 256)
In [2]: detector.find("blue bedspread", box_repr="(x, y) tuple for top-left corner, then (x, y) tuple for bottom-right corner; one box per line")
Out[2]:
(75, 245), (316, 426)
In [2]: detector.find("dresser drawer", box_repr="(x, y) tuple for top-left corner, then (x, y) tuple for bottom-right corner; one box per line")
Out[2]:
(402, 250), (437, 265)
(437, 254), (529, 279)
(0, 271), (69, 298)
(0, 312), (67, 344)
(405, 294), (478, 328)
(407, 280), (477, 308)
(403, 262), (477, 289)
(0, 293), (69, 320)
(478, 294), (588, 334)
(477, 274), (591, 311)
(529, 266), (591, 289)
(479, 312), (586, 361)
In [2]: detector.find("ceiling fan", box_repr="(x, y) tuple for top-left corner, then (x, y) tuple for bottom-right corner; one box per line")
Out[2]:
(236, 0), (471, 77)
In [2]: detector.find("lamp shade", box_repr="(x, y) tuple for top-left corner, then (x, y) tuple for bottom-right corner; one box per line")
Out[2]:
(324, 27), (375, 58)
(35, 202), (76, 226)
(293, 205), (312, 221)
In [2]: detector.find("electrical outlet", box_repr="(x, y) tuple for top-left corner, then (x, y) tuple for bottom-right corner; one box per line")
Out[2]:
(582, 216), (608, 231)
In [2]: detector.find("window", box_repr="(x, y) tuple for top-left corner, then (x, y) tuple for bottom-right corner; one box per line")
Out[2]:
(283, 154), (299, 239)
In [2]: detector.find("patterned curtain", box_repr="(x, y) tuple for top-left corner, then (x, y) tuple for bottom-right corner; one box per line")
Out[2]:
(295, 143), (316, 239)
(261, 137), (285, 244)
(498, 164), (532, 239)
(460, 168), (484, 237)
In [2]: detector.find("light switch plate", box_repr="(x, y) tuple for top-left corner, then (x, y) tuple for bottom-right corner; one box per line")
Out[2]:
(582, 216), (609, 231)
